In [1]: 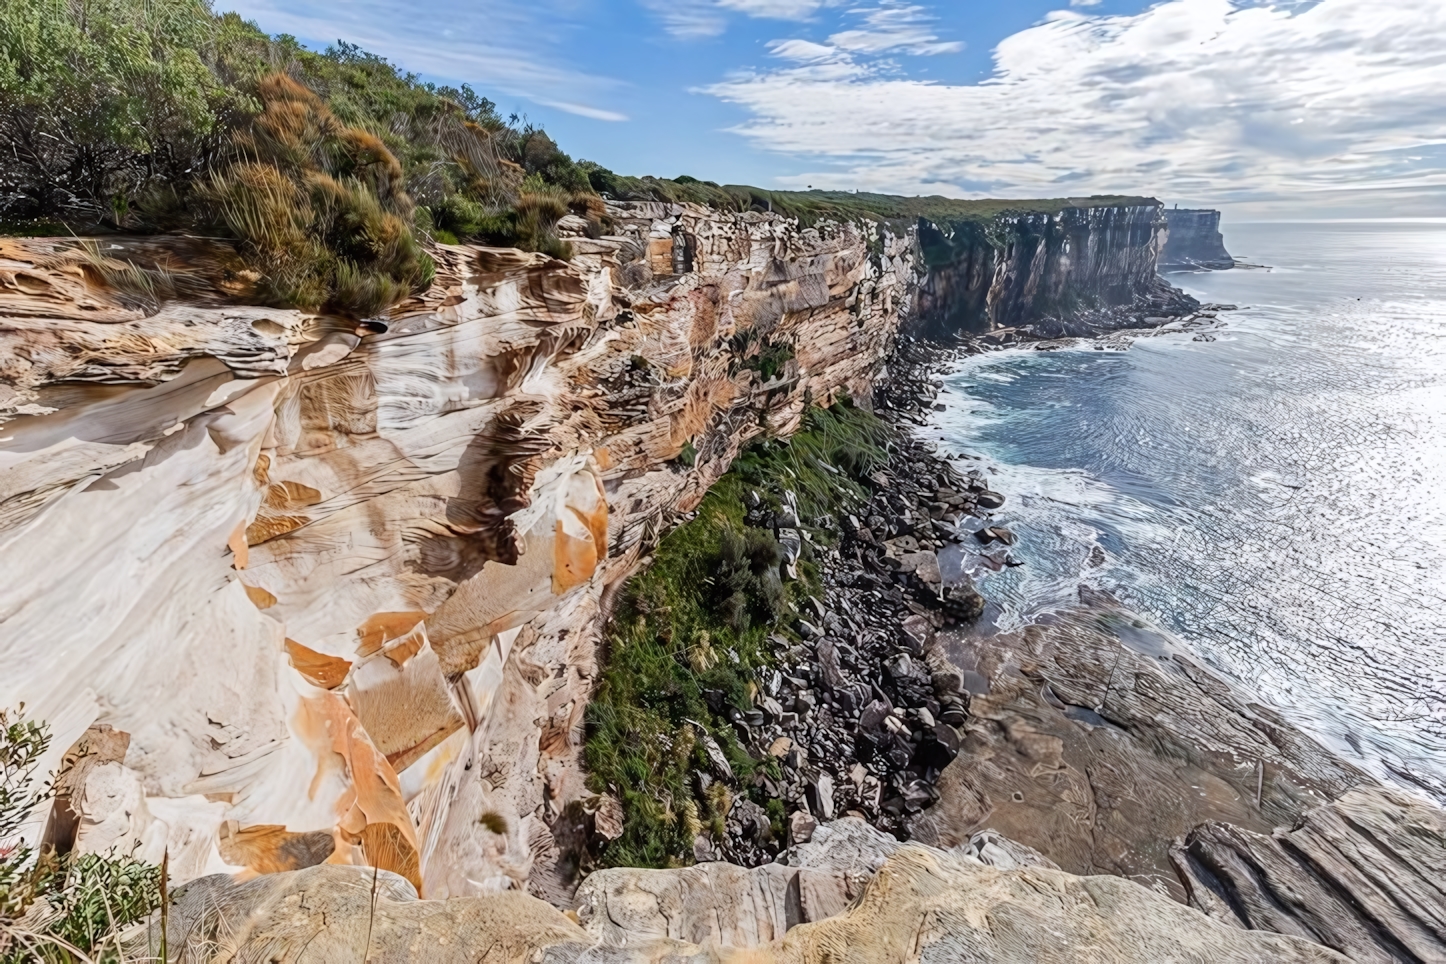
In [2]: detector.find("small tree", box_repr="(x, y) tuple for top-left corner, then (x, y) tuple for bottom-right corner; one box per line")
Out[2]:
(0, 0), (230, 224)
(0, 708), (163, 964)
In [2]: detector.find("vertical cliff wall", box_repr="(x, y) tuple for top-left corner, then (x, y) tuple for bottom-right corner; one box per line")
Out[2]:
(909, 202), (1175, 339)
(1158, 208), (1234, 270)
(0, 205), (915, 896)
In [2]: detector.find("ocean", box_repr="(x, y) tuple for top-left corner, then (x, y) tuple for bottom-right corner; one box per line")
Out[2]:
(928, 220), (1446, 800)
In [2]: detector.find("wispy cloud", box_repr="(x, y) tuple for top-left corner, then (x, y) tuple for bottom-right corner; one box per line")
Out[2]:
(718, 0), (833, 18)
(704, 0), (1446, 207)
(827, 4), (963, 56)
(220, 0), (627, 119)
(643, 0), (841, 39)
(638, 0), (728, 38)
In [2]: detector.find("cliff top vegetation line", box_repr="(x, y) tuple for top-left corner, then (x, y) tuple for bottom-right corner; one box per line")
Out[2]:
(0, 0), (1164, 320)
(583, 171), (1157, 232)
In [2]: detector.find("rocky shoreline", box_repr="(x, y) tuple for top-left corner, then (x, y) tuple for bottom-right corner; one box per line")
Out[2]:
(723, 310), (1446, 960)
(707, 301), (1228, 859)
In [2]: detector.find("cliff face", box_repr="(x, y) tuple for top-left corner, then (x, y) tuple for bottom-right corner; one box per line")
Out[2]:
(0, 204), (915, 895)
(0, 197), (1177, 899)
(1158, 208), (1234, 270)
(910, 202), (1170, 338)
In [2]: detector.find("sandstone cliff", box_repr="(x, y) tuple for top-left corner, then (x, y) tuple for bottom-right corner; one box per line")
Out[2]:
(0, 202), (915, 898)
(908, 202), (1183, 339)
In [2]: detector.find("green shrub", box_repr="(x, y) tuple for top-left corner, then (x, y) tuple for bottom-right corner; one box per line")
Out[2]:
(191, 72), (434, 316)
(0, 0), (230, 224)
(0, 709), (164, 964)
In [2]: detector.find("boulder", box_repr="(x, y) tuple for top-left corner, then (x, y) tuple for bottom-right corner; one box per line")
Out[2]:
(976, 490), (1006, 509)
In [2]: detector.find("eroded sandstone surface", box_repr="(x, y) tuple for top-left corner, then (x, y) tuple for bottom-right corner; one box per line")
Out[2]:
(134, 818), (1352, 964)
(1, 202), (917, 896)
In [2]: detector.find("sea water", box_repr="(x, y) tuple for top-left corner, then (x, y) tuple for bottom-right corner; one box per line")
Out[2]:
(927, 221), (1446, 799)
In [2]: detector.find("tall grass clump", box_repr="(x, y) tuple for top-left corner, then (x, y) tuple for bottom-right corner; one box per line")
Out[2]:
(196, 73), (433, 315)
(584, 401), (892, 869)
(0, 709), (164, 964)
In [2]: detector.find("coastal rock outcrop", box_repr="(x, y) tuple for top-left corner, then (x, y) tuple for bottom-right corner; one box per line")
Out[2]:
(0, 202), (917, 898)
(1172, 786), (1446, 963)
(133, 821), (1351, 963)
(908, 202), (1193, 339)
(1159, 208), (1235, 270)
(908, 604), (1373, 899)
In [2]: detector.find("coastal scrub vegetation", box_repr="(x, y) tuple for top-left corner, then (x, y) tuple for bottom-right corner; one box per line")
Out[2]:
(0, 0), (1150, 317)
(0, 0), (602, 314)
(0, 709), (163, 963)
(584, 402), (891, 868)
(581, 163), (1153, 234)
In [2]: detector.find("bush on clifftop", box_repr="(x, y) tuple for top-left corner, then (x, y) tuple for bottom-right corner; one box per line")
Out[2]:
(0, 0), (602, 314)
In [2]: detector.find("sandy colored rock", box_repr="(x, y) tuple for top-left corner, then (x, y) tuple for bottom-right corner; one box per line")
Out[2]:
(1172, 786), (1446, 964)
(134, 835), (1351, 964)
(768, 846), (1349, 964)
(129, 864), (592, 963)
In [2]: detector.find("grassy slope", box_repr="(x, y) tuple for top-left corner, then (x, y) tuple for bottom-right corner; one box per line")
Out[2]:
(585, 403), (892, 869)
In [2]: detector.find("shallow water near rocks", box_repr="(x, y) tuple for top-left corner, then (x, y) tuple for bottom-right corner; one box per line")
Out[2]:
(927, 221), (1446, 800)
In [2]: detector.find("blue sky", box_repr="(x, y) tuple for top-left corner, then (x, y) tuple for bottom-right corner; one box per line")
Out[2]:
(219, 0), (1446, 217)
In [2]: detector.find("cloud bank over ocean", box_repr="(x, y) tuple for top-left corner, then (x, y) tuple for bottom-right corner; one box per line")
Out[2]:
(705, 0), (1446, 212)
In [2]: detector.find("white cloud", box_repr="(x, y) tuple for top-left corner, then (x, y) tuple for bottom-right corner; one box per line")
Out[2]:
(644, 0), (842, 38)
(535, 100), (630, 122)
(828, 4), (963, 56)
(769, 39), (847, 63)
(718, 0), (831, 18)
(705, 0), (1446, 210)
(639, 0), (728, 38)
(220, 0), (627, 118)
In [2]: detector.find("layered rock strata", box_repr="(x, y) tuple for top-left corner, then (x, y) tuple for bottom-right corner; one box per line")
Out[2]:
(1159, 208), (1235, 270)
(908, 602), (1373, 900)
(0, 203), (917, 897)
(1173, 786), (1446, 963)
(908, 202), (1192, 339)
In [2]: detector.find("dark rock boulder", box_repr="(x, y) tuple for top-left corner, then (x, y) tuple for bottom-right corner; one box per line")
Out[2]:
(976, 490), (1006, 510)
